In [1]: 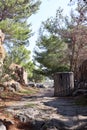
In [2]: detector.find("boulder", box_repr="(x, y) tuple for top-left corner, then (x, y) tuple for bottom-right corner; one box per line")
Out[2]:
(11, 82), (22, 92)
(0, 120), (6, 130)
(5, 80), (22, 92)
(0, 86), (5, 92)
(73, 89), (87, 96)
(9, 63), (28, 85)
(8, 86), (15, 92)
(15, 108), (39, 123)
(0, 84), (5, 92)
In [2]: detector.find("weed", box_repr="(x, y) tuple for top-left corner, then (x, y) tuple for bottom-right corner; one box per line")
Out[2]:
(25, 103), (36, 108)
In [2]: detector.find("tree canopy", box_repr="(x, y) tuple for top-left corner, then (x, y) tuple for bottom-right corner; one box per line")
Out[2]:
(0, 0), (41, 81)
(34, 2), (87, 77)
(34, 35), (69, 76)
(0, 0), (41, 46)
(0, 0), (41, 21)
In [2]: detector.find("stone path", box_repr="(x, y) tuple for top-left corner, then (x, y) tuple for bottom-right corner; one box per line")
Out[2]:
(5, 88), (87, 130)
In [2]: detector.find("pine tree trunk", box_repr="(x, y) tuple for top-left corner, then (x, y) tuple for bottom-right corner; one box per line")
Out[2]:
(54, 72), (74, 96)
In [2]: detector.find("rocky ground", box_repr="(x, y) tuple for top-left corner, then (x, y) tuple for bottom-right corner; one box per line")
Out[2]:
(0, 87), (87, 130)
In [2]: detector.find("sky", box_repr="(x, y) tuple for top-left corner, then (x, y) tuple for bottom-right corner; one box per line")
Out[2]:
(28, 0), (75, 59)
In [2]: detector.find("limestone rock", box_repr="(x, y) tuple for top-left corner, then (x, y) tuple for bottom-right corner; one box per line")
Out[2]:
(0, 84), (5, 92)
(10, 63), (28, 85)
(0, 121), (6, 130)
(11, 82), (22, 92)
(8, 86), (15, 92)
(6, 81), (22, 92)
(15, 108), (39, 123)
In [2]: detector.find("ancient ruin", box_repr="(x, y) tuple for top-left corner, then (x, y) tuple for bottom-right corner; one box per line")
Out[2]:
(54, 72), (74, 96)
(0, 29), (28, 86)
(10, 63), (28, 85)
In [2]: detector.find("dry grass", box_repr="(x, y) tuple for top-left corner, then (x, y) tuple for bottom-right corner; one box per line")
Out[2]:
(0, 86), (39, 130)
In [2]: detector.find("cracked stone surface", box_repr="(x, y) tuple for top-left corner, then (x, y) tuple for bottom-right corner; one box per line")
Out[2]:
(5, 88), (87, 130)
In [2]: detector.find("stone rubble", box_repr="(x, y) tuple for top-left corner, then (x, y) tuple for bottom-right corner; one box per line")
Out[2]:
(3, 88), (87, 130)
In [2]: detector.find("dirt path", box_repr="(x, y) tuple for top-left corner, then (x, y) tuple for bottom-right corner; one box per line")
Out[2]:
(4, 88), (87, 130)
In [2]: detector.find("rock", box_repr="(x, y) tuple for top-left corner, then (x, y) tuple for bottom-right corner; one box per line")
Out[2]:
(0, 121), (6, 130)
(74, 122), (87, 130)
(78, 82), (87, 89)
(3, 119), (14, 125)
(15, 113), (30, 123)
(0, 84), (5, 92)
(10, 63), (28, 85)
(41, 119), (66, 130)
(2, 119), (15, 130)
(11, 82), (21, 92)
(28, 82), (36, 87)
(15, 108), (39, 123)
(0, 87), (5, 92)
(7, 81), (22, 92)
(8, 85), (15, 92)
(73, 89), (87, 96)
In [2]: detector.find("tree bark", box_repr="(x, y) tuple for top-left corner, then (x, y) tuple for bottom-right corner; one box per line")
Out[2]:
(54, 72), (74, 96)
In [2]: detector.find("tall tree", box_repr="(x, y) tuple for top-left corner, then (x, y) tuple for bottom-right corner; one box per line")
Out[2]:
(0, 0), (41, 21)
(0, 0), (41, 81)
(0, 19), (31, 46)
(34, 4), (87, 77)
(63, 1), (87, 74)
(34, 34), (69, 76)
(0, 0), (41, 46)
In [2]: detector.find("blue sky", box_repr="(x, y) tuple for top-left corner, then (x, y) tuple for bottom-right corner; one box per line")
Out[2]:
(28, 0), (75, 58)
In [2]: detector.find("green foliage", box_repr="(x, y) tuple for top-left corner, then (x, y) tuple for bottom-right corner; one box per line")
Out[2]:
(0, 0), (41, 82)
(0, 19), (31, 45)
(21, 89), (36, 95)
(34, 3), (87, 76)
(8, 45), (30, 64)
(0, 0), (41, 47)
(23, 61), (35, 78)
(0, 0), (41, 21)
(7, 45), (34, 78)
(31, 68), (45, 82)
(34, 34), (69, 76)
